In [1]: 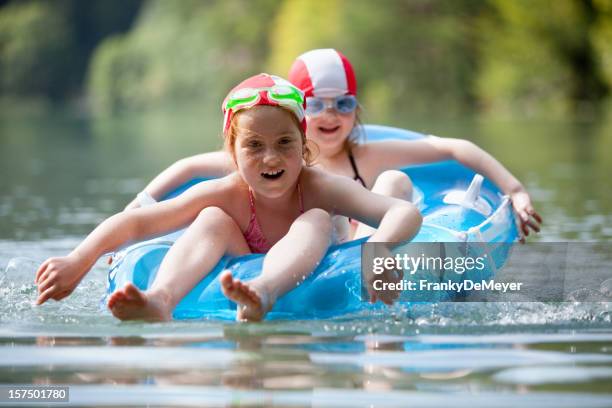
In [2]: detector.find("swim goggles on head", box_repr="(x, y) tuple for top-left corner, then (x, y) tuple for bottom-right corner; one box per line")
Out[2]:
(305, 95), (358, 116)
(223, 85), (305, 128)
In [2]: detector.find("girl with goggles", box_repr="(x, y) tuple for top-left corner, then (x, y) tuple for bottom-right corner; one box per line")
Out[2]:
(36, 73), (422, 321)
(305, 95), (358, 116)
(126, 49), (541, 242)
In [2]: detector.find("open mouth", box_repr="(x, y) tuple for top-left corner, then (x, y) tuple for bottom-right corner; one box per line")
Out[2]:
(261, 169), (285, 180)
(318, 125), (340, 134)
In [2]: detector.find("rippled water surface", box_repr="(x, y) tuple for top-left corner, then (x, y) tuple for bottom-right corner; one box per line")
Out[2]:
(1, 110), (611, 406)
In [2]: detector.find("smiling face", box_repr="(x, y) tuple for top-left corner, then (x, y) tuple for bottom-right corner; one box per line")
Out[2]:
(230, 105), (304, 198)
(305, 97), (357, 156)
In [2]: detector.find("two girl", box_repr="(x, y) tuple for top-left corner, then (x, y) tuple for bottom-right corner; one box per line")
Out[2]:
(125, 49), (542, 241)
(35, 74), (422, 321)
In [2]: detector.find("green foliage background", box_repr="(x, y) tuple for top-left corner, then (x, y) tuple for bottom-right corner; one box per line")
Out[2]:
(1, 0), (610, 119)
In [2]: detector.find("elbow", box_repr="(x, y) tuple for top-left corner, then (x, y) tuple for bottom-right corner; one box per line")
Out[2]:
(449, 139), (477, 161)
(107, 211), (139, 241)
(408, 203), (423, 228)
(174, 158), (196, 179)
(397, 202), (422, 238)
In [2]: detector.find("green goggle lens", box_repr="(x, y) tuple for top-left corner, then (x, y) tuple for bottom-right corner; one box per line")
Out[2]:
(225, 92), (259, 111)
(225, 86), (304, 113)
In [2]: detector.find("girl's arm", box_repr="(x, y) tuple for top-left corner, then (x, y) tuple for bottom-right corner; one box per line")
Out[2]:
(319, 172), (422, 242)
(314, 171), (422, 304)
(125, 151), (234, 210)
(36, 179), (230, 304)
(367, 138), (542, 237)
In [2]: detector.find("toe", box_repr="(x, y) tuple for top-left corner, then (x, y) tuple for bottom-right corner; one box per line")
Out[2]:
(220, 271), (233, 287)
(124, 283), (141, 299)
(234, 280), (248, 294)
(246, 287), (259, 303)
(108, 290), (126, 307)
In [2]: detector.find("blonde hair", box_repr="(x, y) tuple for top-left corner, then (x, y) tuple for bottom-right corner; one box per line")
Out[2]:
(224, 106), (317, 166)
(343, 105), (365, 152)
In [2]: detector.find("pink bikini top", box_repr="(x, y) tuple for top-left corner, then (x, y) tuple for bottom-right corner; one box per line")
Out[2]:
(243, 183), (304, 253)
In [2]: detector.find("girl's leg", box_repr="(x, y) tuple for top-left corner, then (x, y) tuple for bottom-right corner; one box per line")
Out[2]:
(108, 207), (250, 321)
(221, 208), (332, 321)
(353, 170), (413, 239)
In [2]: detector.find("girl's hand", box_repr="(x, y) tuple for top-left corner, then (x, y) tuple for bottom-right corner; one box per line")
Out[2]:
(365, 245), (403, 305)
(510, 190), (542, 242)
(366, 267), (403, 305)
(34, 254), (87, 305)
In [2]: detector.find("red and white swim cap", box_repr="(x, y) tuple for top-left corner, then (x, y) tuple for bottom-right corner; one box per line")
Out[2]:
(288, 49), (357, 98)
(222, 73), (306, 134)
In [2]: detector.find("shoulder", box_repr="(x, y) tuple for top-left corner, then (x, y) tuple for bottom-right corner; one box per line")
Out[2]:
(354, 140), (418, 156)
(301, 166), (349, 188)
(349, 141), (416, 180)
(184, 172), (243, 198)
(300, 166), (363, 207)
(174, 172), (249, 216)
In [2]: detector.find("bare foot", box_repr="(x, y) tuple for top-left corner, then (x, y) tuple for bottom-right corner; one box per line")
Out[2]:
(107, 283), (172, 321)
(220, 271), (272, 322)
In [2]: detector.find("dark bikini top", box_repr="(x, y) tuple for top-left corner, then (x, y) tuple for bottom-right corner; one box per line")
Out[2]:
(348, 150), (367, 188)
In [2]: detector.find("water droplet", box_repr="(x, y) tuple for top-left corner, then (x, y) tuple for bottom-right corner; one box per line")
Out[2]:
(600, 278), (612, 298)
(568, 288), (608, 302)
(3, 257), (39, 287)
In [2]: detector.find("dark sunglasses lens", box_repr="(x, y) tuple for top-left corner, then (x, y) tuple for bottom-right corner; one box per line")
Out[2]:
(336, 96), (357, 113)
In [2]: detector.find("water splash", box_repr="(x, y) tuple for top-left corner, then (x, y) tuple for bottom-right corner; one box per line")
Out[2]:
(0, 257), (109, 327)
(1, 257), (39, 287)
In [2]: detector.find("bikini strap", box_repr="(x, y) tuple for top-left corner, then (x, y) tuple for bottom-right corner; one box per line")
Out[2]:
(248, 188), (256, 218)
(298, 182), (304, 213)
(348, 150), (367, 188)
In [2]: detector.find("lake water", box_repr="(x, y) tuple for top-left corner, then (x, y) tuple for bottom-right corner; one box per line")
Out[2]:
(1, 108), (611, 406)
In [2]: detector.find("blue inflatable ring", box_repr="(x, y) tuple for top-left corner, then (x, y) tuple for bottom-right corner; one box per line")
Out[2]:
(107, 125), (519, 320)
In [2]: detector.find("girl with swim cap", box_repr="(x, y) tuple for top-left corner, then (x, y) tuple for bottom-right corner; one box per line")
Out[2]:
(35, 74), (422, 321)
(125, 49), (542, 240)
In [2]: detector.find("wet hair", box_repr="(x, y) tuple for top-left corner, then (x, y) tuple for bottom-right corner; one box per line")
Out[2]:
(342, 105), (365, 152)
(224, 106), (317, 166)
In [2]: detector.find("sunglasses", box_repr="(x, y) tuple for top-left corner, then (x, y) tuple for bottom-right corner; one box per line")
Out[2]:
(305, 95), (358, 116)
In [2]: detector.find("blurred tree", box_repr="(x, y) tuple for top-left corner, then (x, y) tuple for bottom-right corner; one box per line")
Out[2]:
(591, 0), (612, 92)
(268, 0), (347, 73)
(268, 0), (486, 121)
(0, 1), (74, 100)
(88, 0), (278, 115)
(65, 0), (143, 96)
(2, 0), (610, 117)
(0, 0), (142, 102)
(476, 0), (608, 116)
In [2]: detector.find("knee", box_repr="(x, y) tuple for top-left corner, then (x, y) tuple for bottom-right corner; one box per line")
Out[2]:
(193, 206), (235, 233)
(373, 170), (413, 200)
(298, 208), (333, 237)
